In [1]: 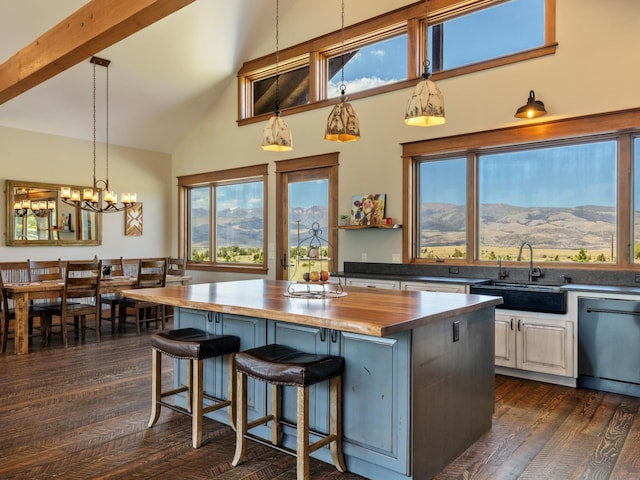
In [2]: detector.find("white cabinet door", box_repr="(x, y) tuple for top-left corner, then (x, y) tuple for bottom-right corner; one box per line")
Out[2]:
(401, 281), (467, 293)
(494, 313), (517, 368)
(517, 314), (574, 377)
(346, 278), (400, 289)
(495, 312), (574, 377)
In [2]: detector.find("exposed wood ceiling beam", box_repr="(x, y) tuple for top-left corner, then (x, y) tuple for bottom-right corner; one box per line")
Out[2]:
(0, 0), (196, 105)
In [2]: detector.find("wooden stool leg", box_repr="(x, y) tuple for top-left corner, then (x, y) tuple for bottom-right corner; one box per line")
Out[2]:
(232, 371), (248, 466)
(227, 353), (236, 430)
(148, 348), (162, 427)
(330, 376), (346, 472)
(296, 385), (310, 480)
(185, 359), (193, 414)
(271, 384), (281, 445)
(192, 359), (204, 448)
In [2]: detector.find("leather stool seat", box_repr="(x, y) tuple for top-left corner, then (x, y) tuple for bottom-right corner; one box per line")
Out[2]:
(235, 343), (344, 386)
(151, 328), (240, 359)
(232, 344), (346, 480)
(148, 328), (240, 448)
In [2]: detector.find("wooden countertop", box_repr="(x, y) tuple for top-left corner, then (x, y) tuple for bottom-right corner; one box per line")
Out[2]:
(122, 279), (502, 337)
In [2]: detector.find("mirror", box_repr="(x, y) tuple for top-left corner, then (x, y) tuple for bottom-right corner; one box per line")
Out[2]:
(5, 180), (102, 246)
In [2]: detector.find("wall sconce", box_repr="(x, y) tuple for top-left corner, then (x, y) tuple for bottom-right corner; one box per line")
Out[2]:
(514, 90), (547, 119)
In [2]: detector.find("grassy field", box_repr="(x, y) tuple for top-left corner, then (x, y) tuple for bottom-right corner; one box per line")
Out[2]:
(423, 245), (617, 263)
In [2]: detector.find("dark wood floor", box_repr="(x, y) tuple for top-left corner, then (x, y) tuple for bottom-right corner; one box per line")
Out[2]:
(1, 325), (639, 480)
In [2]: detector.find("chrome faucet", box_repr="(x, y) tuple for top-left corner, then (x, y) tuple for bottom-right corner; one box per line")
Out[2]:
(497, 256), (508, 280)
(517, 241), (542, 282)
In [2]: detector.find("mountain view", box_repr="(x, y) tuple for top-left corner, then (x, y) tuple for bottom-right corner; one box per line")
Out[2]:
(422, 203), (617, 249)
(190, 205), (329, 250)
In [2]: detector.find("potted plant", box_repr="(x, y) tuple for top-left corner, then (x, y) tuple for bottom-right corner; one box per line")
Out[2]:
(339, 214), (349, 226)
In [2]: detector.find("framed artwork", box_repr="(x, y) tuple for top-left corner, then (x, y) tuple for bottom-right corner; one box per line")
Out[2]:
(125, 202), (143, 236)
(351, 193), (386, 226)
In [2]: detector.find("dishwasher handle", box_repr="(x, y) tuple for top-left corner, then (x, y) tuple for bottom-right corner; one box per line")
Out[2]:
(586, 306), (640, 316)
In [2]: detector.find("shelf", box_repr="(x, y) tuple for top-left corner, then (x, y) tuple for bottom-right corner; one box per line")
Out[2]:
(338, 224), (402, 230)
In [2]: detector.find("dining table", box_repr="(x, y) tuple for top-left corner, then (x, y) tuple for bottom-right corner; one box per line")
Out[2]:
(5, 274), (191, 354)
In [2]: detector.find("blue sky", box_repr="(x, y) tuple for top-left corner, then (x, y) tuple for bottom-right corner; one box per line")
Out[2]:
(422, 141), (619, 208)
(329, 0), (544, 96)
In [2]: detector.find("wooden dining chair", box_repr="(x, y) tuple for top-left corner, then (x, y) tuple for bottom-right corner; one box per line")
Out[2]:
(99, 257), (125, 333)
(167, 257), (186, 276)
(122, 258), (167, 335)
(41, 260), (102, 347)
(0, 266), (44, 353)
(28, 259), (63, 282)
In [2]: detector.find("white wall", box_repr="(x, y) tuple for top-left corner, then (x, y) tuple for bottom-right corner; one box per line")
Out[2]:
(167, 0), (638, 281)
(0, 126), (172, 261)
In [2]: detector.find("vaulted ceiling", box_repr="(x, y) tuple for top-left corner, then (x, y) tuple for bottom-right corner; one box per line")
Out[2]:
(0, 0), (294, 154)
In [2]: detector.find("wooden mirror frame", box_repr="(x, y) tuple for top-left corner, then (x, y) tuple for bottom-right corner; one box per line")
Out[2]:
(5, 180), (102, 246)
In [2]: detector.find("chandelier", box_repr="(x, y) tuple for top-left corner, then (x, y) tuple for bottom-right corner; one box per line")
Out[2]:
(61, 56), (137, 213)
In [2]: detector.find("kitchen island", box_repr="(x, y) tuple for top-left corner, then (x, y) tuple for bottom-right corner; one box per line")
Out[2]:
(123, 279), (502, 479)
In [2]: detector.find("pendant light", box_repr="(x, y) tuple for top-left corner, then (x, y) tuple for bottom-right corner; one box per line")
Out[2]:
(261, 0), (293, 151)
(324, 0), (360, 142)
(514, 90), (547, 119)
(61, 57), (137, 212)
(404, 0), (445, 127)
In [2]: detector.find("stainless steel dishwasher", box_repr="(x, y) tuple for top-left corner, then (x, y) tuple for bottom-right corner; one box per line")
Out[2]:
(578, 297), (640, 397)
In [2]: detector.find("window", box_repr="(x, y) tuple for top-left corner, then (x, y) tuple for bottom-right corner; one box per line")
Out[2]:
(430, 0), (545, 72)
(327, 34), (408, 98)
(238, 0), (555, 123)
(633, 136), (640, 262)
(417, 157), (467, 259)
(478, 141), (617, 263)
(403, 108), (640, 269)
(253, 65), (310, 116)
(178, 164), (268, 274)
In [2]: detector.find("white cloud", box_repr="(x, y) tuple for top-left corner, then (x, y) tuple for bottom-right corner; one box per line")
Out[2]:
(328, 76), (402, 97)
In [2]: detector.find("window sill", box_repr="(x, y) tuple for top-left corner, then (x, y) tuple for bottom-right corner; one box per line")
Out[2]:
(186, 263), (268, 275)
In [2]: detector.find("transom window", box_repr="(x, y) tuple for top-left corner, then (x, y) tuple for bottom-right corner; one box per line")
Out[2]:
(238, 0), (555, 123)
(430, 0), (545, 72)
(327, 33), (408, 99)
(178, 164), (268, 274)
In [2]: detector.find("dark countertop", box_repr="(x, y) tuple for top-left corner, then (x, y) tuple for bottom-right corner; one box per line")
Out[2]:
(334, 271), (487, 285)
(335, 271), (640, 296)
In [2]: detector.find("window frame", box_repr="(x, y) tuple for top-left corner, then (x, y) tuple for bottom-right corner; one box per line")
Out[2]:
(178, 164), (269, 274)
(238, 0), (556, 124)
(402, 107), (640, 271)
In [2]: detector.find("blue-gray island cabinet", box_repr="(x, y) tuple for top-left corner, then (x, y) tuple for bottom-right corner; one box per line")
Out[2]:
(123, 279), (501, 479)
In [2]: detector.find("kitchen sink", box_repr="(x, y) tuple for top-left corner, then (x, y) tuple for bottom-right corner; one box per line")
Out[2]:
(469, 281), (567, 314)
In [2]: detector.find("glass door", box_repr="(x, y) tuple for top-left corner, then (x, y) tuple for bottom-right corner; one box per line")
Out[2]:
(275, 155), (339, 281)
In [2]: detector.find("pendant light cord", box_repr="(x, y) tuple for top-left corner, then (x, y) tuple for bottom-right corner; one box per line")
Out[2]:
(339, 0), (346, 96)
(105, 62), (110, 191)
(92, 61), (97, 190)
(275, 0), (281, 114)
(422, 0), (431, 79)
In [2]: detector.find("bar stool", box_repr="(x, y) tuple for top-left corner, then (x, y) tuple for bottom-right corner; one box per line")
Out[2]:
(148, 328), (240, 448)
(232, 344), (346, 480)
